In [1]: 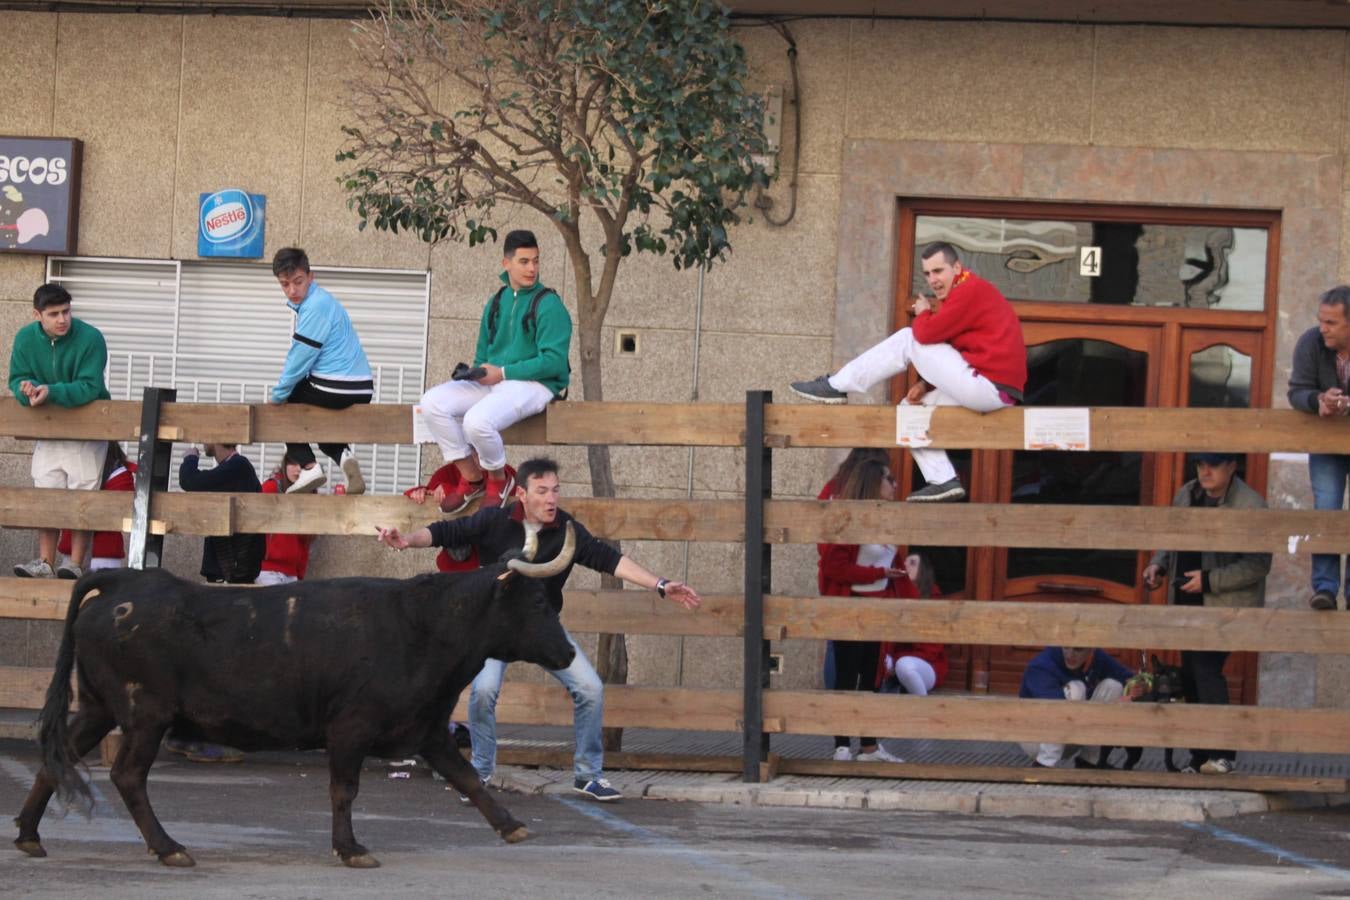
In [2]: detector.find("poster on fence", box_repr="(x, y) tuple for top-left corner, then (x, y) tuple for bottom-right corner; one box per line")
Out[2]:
(896, 404), (934, 447)
(1024, 407), (1091, 451)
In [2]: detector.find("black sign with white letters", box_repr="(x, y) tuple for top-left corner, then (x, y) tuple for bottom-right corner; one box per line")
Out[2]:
(0, 137), (82, 255)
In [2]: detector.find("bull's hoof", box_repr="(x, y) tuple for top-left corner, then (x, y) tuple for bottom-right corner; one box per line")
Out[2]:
(502, 825), (529, 844)
(159, 850), (196, 868)
(15, 838), (46, 858)
(342, 853), (381, 869)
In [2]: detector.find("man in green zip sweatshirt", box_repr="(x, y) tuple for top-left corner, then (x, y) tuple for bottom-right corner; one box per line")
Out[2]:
(8, 283), (111, 579)
(419, 229), (572, 512)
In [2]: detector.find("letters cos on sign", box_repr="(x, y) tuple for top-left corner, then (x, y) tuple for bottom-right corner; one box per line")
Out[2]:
(0, 136), (82, 256)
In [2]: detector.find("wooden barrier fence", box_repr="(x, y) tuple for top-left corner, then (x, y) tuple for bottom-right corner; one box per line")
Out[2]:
(2, 393), (1349, 792)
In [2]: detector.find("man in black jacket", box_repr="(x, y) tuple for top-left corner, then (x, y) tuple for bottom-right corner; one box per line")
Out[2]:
(376, 457), (700, 802)
(178, 443), (266, 585)
(1287, 285), (1350, 611)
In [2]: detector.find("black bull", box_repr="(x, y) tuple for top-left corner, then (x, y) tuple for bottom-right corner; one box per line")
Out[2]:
(13, 524), (578, 869)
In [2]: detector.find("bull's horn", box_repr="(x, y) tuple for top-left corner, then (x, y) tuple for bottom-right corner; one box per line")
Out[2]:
(520, 528), (538, 562)
(506, 523), (575, 579)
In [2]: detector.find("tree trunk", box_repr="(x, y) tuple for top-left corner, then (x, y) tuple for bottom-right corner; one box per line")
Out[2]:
(575, 300), (627, 752)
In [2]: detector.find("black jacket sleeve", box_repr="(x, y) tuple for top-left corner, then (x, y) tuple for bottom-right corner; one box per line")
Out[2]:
(571, 517), (622, 576)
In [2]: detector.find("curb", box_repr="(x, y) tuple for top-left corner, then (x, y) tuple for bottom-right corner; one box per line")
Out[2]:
(494, 767), (1350, 823)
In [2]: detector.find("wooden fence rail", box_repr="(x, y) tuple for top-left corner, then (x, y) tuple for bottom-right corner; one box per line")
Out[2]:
(6, 396), (1350, 453)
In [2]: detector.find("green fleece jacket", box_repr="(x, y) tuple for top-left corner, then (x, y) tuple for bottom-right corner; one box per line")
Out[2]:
(8, 318), (110, 408)
(473, 273), (572, 397)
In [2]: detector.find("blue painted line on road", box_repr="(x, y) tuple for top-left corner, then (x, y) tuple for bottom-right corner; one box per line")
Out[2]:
(555, 795), (807, 900)
(1183, 821), (1350, 881)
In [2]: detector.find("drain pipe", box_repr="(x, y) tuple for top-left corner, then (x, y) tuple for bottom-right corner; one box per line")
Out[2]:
(676, 266), (706, 687)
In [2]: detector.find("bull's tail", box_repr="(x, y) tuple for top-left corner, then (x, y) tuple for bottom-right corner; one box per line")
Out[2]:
(36, 570), (114, 809)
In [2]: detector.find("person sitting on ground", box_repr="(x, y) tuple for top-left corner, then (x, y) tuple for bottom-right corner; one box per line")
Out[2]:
(1018, 646), (1142, 769)
(819, 457), (905, 763)
(418, 230), (572, 512)
(1142, 451), (1270, 776)
(791, 241), (1026, 503)
(876, 553), (947, 697)
(268, 246), (372, 495)
(403, 455), (518, 573)
(255, 451), (315, 586)
(9, 282), (111, 580)
(57, 442), (136, 573)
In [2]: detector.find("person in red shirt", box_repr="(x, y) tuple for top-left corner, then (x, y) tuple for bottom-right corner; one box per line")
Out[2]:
(791, 241), (1027, 503)
(404, 456), (518, 573)
(57, 442), (135, 571)
(818, 457), (905, 764)
(255, 452), (314, 585)
(876, 553), (948, 697)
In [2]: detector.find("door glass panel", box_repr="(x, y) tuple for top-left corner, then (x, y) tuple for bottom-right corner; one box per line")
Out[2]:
(1188, 344), (1252, 408)
(914, 216), (1267, 310)
(1008, 339), (1148, 587)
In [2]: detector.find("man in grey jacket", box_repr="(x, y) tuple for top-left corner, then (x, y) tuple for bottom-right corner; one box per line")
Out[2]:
(1142, 452), (1270, 775)
(1287, 284), (1350, 611)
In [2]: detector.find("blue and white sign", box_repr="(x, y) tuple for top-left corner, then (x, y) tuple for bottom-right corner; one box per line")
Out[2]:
(198, 189), (265, 258)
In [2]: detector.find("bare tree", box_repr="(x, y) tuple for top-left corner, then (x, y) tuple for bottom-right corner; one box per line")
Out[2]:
(338, 0), (766, 738)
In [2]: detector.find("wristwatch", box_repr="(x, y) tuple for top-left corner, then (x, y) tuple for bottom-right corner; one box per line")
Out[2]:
(655, 578), (670, 599)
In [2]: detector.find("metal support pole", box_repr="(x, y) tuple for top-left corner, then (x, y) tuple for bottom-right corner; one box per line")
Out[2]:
(742, 390), (773, 782)
(127, 386), (176, 570)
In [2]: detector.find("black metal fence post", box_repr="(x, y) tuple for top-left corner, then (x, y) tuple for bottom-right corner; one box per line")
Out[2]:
(742, 390), (772, 782)
(127, 386), (176, 570)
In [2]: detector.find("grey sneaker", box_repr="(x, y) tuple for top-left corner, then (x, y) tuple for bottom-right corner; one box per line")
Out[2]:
(56, 562), (84, 580)
(14, 558), (55, 578)
(906, 478), (966, 503)
(789, 375), (847, 404)
(340, 449), (366, 496)
(1311, 590), (1337, 611)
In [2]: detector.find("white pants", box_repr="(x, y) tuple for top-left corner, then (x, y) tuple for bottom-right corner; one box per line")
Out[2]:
(828, 328), (1008, 485)
(419, 379), (554, 471)
(32, 439), (107, 491)
(894, 656), (937, 696)
(1020, 677), (1124, 767)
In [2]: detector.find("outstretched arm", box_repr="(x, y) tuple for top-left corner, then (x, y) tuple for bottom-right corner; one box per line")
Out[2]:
(613, 556), (701, 610)
(374, 525), (434, 551)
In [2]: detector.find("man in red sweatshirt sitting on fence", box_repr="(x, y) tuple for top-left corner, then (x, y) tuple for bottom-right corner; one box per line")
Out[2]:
(790, 241), (1027, 502)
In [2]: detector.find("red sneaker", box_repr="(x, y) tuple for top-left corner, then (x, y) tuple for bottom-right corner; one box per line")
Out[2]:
(440, 479), (485, 514)
(480, 470), (516, 509)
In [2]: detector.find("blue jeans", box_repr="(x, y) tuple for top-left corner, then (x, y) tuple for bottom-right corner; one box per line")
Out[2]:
(469, 630), (604, 783)
(1309, 454), (1350, 597)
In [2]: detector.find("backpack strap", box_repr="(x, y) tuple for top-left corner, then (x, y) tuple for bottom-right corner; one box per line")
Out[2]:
(488, 286), (558, 344)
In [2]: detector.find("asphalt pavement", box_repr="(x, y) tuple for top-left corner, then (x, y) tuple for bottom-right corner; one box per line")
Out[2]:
(2, 739), (1348, 899)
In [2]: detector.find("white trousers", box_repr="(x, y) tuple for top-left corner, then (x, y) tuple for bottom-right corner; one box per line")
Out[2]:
(1019, 677), (1124, 767)
(894, 656), (937, 696)
(828, 328), (1007, 485)
(419, 379), (554, 471)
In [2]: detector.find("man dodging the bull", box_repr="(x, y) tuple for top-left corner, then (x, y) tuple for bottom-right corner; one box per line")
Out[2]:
(790, 241), (1027, 502)
(376, 457), (700, 801)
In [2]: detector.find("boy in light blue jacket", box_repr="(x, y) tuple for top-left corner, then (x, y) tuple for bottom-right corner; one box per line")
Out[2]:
(270, 247), (372, 494)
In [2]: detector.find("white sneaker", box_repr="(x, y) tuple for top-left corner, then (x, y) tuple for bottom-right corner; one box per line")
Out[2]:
(856, 745), (905, 763)
(339, 449), (365, 495)
(832, 746), (853, 762)
(14, 558), (55, 578)
(286, 464), (327, 494)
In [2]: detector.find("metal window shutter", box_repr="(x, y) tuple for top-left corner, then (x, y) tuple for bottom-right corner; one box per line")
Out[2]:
(47, 257), (428, 495)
